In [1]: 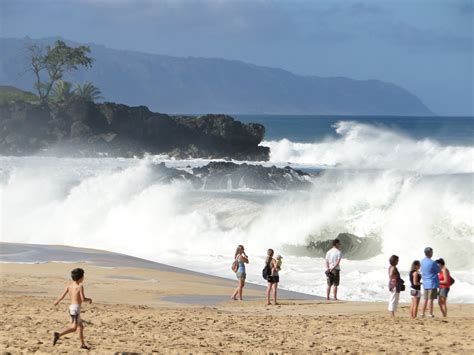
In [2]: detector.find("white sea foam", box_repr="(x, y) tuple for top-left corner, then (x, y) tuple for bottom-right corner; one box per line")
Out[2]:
(264, 121), (474, 174)
(1, 122), (473, 302)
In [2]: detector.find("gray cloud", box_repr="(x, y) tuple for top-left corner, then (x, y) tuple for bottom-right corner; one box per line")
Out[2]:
(378, 21), (473, 52)
(349, 2), (383, 15)
(74, 0), (296, 42)
(456, 0), (474, 15)
(4, 0), (470, 51)
(75, 0), (360, 44)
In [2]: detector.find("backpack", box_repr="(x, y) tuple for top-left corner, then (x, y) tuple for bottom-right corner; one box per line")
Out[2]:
(450, 275), (455, 286)
(231, 260), (238, 273)
(262, 260), (271, 280)
(398, 278), (406, 292)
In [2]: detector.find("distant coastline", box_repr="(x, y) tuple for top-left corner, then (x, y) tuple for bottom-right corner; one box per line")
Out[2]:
(1, 37), (433, 116)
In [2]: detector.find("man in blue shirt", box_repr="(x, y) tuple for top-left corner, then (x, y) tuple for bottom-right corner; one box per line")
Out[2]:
(421, 247), (440, 318)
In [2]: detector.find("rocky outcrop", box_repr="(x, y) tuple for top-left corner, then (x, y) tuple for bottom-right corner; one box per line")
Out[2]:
(0, 101), (51, 154)
(306, 233), (382, 260)
(148, 162), (203, 188)
(144, 161), (312, 191)
(0, 98), (269, 160)
(192, 161), (312, 190)
(284, 233), (382, 260)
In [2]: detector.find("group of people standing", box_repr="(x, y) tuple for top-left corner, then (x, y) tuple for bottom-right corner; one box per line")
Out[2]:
(230, 239), (343, 305)
(388, 247), (453, 318)
(231, 245), (282, 305)
(231, 242), (453, 320)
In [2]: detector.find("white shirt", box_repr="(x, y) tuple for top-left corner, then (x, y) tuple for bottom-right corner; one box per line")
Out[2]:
(325, 248), (342, 270)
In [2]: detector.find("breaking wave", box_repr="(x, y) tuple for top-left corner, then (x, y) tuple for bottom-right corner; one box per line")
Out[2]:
(264, 121), (474, 174)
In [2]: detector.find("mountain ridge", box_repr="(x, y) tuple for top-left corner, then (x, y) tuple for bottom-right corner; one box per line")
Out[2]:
(0, 37), (433, 115)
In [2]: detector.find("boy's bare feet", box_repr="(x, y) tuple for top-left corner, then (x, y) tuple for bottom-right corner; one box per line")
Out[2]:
(80, 344), (91, 350)
(53, 332), (60, 346)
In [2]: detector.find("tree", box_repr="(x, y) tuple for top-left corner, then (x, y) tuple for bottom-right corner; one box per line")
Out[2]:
(75, 82), (103, 102)
(52, 80), (75, 103)
(27, 40), (94, 104)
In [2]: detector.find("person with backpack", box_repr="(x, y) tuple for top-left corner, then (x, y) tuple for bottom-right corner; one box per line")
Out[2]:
(388, 254), (404, 318)
(231, 245), (249, 301)
(263, 249), (280, 305)
(436, 258), (452, 317)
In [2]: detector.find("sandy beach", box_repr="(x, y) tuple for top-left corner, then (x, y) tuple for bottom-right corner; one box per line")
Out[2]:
(1, 243), (473, 353)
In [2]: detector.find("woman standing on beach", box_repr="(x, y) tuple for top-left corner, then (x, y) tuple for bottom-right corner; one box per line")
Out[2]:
(231, 245), (249, 301)
(388, 255), (401, 318)
(265, 249), (280, 305)
(437, 258), (451, 317)
(409, 260), (422, 318)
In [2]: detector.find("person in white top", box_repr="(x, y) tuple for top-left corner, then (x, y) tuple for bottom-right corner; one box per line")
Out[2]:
(325, 239), (342, 301)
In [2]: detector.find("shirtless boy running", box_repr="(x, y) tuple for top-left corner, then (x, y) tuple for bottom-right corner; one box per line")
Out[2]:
(53, 268), (92, 349)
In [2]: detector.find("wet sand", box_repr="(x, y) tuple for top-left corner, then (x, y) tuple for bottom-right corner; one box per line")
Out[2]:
(0, 243), (473, 353)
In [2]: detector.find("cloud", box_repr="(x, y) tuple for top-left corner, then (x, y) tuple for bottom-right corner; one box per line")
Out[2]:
(349, 2), (383, 15)
(457, 0), (474, 15)
(3, 0), (471, 52)
(68, 0), (291, 38)
(66, 0), (360, 44)
(379, 21), (473, 52)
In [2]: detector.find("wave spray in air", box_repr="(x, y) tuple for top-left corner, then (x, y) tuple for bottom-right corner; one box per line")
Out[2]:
(265, 121), (474, 174)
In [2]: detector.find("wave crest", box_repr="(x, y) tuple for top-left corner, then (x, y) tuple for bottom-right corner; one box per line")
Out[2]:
(264, 121), (474, 174)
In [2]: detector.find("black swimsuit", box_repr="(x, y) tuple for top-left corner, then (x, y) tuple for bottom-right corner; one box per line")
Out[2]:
(409, 271), (421, 290)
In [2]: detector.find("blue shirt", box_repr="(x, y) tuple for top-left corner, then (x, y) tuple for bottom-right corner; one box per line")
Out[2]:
(421, 257), (440, 289)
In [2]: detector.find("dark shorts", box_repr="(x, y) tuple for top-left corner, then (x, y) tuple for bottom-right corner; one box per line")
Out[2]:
(424, 288), (438, 300)
(326, 269), (340, 287)
(439, 288), (450, 298)
(267, 275), (279, 284)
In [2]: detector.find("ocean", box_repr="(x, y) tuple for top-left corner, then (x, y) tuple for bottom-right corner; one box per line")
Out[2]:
(1, 115), (473, 303)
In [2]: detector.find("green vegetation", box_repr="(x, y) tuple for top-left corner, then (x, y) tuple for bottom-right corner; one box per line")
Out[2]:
(0, 41), (102, 106)
(51, 80), (75, 103)
(75, 82), (103, 102)
(0, 86), (39, 104)
(51, 80), (103, 103)
(27, 40), (95, 104)
(0, 81), (103, 105)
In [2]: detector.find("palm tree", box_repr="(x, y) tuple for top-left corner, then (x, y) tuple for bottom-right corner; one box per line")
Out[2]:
(52, 80), (75, 103)
(75, 82), (103, 102)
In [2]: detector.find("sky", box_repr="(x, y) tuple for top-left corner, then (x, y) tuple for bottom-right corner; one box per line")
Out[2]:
(1, 0), (473, 115)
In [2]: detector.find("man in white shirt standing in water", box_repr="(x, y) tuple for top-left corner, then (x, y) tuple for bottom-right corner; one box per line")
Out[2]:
(325, 239), (342, 301)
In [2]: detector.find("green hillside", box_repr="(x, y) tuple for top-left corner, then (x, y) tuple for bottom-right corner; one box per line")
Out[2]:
(0, 86), (39, 104)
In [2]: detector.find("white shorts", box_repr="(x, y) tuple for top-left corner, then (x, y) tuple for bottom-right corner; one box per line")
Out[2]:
(388, 291), (400, 312)
(69, 304), (82, 324)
